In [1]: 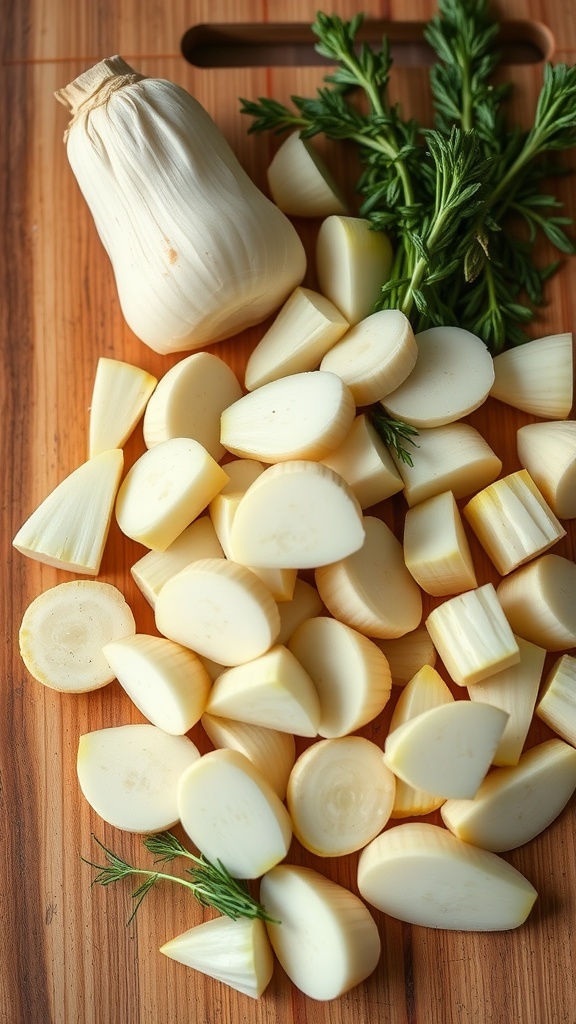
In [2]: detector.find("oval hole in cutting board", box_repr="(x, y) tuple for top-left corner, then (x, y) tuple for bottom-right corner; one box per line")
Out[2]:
(181, 19), (555, 69)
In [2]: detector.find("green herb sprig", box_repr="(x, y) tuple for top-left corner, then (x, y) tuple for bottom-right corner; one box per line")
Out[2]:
(368, 408), (419, 467)
(240, 0), (576, 355)
(83, 833), (279, 925)
(426, 0), (576, 349)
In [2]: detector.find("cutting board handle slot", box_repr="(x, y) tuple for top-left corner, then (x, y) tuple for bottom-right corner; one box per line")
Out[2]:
(181, 19), (554, 69)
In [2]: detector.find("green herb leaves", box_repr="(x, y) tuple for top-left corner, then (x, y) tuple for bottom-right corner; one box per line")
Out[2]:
(368, 409), (419, 467)
(424, 0), (509, 141)
(240, 0), (576, 354)
(83, 833), (278, 925)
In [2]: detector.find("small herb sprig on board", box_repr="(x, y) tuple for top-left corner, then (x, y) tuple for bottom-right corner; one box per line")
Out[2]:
(368, 409), (420, 467)
(240, 0), (576, 355)
(83, 832), (278, 925)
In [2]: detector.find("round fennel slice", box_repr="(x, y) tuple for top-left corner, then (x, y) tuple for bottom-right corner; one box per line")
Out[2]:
(287, 736), (396, 856)
(19, 580), (136, 692)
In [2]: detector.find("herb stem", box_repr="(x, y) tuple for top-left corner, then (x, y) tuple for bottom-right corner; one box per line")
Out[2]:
(241, 4), (576, 353)
(400, 205), (451, 317)
(83, 833), (279, 925)
(328, 39), (416, 206)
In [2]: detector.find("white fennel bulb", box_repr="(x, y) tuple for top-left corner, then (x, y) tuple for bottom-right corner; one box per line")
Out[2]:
(55, 57), (306, 354)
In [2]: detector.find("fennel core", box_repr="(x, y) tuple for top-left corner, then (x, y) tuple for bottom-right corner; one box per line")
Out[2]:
(83, 832), (279, 925)
(240, 1), (576, 355)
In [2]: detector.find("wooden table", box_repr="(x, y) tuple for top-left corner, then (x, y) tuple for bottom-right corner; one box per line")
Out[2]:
(2, 1), (575, 1022)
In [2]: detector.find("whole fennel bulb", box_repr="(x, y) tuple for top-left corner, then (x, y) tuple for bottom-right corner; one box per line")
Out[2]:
(56, 57), (306, 355)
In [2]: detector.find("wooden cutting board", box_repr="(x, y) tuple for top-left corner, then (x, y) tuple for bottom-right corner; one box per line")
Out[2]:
(2, 1), (575, 1022)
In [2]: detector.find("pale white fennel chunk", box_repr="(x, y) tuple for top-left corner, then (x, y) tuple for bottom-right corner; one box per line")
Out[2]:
(88, 356), (157, 457)
(319, 308), (418, 406)
(244, 286), (349, 391)
(403, 489), (477, 596)
(467, 636), (546, 766)
(77, 724), (200, 832)
(201, 713), (296, 801)
(261, 864), (381, 1000)
(155, 558), (280, 666)
(536, 653), (576, 745)
(102, 633), (212, 735)
(425, 582), (520, 686)
(383, 700), (508, 799)
(390, 422), (502, 507)
(463, 468), (566, 575)
(441, 738), (576, 852)
(516, 419), (576, 520)
(13, 449), (124, 574)
(288, 615), (392, 737)
(496, 554), (576, 651)
(380, 325), (495, 427)
(115, 437), (229, 551)
(490, 331), (573, 419)
(228, 460), (365, 569)
(266, 131), (348, 218)
(315, 515), (423, 638)
(220, 370), (356, 463)
(160, 916), (274, 1000)
(205, 644), (321, 737)
(357, 822), (537, 930)
(177, 748), (293, 879)
(143, 350), (242, 461)
(316, 214), (393, 325)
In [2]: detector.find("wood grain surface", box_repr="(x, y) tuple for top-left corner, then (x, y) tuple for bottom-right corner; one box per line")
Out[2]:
(2, 1), (575, 1022)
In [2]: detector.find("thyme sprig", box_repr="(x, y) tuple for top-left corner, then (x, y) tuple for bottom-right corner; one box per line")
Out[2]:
(83, 833), (279, 925)
(240, 0), (576, 354)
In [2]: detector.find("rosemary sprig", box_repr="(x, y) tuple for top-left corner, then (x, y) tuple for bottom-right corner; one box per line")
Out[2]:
(240, 12), (423, 218)
(378, 126), (487, 323)
(424, 0), (576, 350)
(424, 0), (510, 143)
(368, 408), (419, 467)
(83, 833), (279, 925)
(240, 1), (576, 355)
